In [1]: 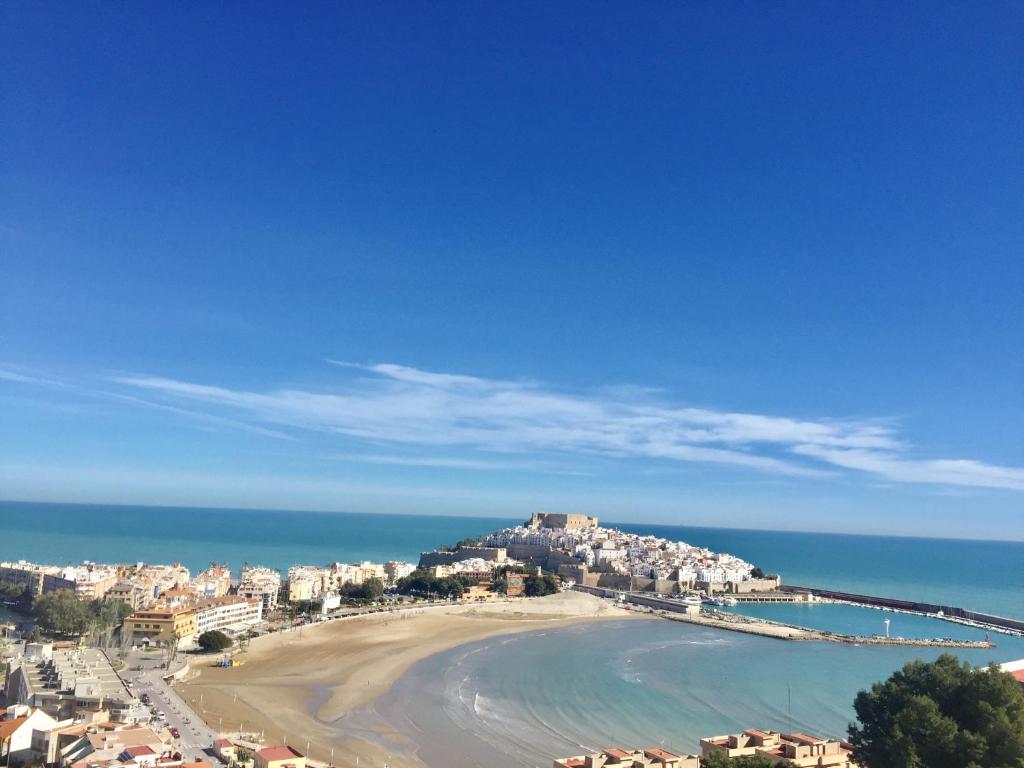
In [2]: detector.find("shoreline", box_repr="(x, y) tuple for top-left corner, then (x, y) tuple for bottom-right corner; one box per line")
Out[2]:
(175, 591), (634, 767)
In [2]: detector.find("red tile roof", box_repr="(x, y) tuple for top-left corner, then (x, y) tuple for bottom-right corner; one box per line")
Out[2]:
(0, 716), (30, 739)
(603, 747), (632, 759)
(256, 746), (303, 762)
(124, 746), (157, 757)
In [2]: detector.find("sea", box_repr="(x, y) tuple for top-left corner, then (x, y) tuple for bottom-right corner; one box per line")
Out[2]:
(2, 500), (1023, 765)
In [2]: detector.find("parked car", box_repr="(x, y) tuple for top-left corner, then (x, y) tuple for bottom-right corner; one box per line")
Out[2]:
(169, 727), (180, 738)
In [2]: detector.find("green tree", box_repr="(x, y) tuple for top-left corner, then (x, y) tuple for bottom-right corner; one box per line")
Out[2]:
(524, 573), (559, 597)
(0, 582), (29, 601)
(750, 566), (765, 579)
(849, 654), (1024, 768)
(32, 589), (92, 636)
(395, 570), (465, 599)
(702, 752), (777, 768)
(198, 630), (233, 651)
(341, 577), (385, 601)
(89, 599), (126, 647)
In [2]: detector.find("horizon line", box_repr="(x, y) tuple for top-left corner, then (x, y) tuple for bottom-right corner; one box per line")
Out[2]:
(0, 496), (1020, 546)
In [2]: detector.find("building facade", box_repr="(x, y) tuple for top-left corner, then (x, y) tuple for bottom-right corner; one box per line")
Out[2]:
(124, 606), (197, 646)
(195, 596), (262, 636)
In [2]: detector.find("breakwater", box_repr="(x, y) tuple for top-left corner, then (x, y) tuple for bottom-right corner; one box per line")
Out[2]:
(575, 586), (994, 648)
(780, 585), (1024, 635)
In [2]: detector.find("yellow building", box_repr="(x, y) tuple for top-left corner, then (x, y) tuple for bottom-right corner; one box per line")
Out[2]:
(124, 604), (197, 646)
(254, 745), (305, 768)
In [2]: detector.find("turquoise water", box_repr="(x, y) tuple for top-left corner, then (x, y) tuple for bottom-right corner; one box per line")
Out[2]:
(3, 500), (1023, 764)
(719, 602), (1003, 641)
(358, 617), (1024, 767)
(2, 501), (1021, 619)
(0, 500), (518, 572)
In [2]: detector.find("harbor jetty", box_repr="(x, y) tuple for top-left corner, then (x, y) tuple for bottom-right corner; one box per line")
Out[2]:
(578, 588), (995, 648)
(781, 585), (1024, 636)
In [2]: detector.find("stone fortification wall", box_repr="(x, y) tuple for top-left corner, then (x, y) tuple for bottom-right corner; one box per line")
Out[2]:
(505, 543), (554, 566)
(526, 512), (598, 530)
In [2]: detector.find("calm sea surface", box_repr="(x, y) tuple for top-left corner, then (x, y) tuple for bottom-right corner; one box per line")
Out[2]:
(2, 500), (1023, 765)
(2, 501), (1020, 618)
(360, 618), (1024, 767)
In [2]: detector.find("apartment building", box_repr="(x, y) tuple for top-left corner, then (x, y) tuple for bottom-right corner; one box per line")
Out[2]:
(3, 645), (139, 723)
(105, 581), (154, 611)
(135, 565), (191, 601)
(285, 567), (322, 603)
(195, 596), (262, 636)
(0, 562), (66, 597)
(190, 565), (232, 599)
(700, 728), (858, 767)
(237, 568), (281, 612)
(320, 562), (385, 593)
(384, 561), (416, 584)
(554, 746), (699, 768)
(124, 605), (197, 647)
(58, 565), (120, 601)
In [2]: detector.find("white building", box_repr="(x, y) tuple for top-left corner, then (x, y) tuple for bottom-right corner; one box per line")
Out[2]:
(195, 596), (263, 636)
(237, 567), (281, 611)
(0, 705), (59, 765)
(191, 565), (232, 599)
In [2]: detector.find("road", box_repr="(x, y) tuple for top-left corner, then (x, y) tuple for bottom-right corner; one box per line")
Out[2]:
(120, 650), (220, 761)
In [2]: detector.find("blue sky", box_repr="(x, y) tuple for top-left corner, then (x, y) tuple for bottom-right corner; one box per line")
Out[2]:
(2, 3), (1022, 538)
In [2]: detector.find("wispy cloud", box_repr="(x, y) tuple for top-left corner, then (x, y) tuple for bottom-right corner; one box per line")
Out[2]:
(85, 361), (1024, 491)
(332, 452), (591, 475)
(793, 445), (1024, 491)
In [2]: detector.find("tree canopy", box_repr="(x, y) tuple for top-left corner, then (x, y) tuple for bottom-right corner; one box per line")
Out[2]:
(492, 567), (559, 597)
(702, 752), (777, 768)
(395, 570), (466, 599)
(849, 653), (1024, 768)
(0, 581), (29, 601)
(32, 589), (94, 636)
(30, 590), (134, 639)
(198, 630), (233, 651)
(341, 577), (385, 601)
(524, 573), (559, 597)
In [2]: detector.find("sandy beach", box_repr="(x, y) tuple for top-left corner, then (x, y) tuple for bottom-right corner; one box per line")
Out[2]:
(176, 592), (631, 766)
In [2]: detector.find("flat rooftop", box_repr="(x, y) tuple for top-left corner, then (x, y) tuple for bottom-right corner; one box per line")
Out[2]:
(18, 646), (131, 702)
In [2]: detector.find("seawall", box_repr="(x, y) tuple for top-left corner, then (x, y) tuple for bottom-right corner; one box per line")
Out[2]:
(780, 585), (1024, 634)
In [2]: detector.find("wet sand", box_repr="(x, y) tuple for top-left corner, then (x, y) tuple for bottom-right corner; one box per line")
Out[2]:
(176, 592), (631, 766)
